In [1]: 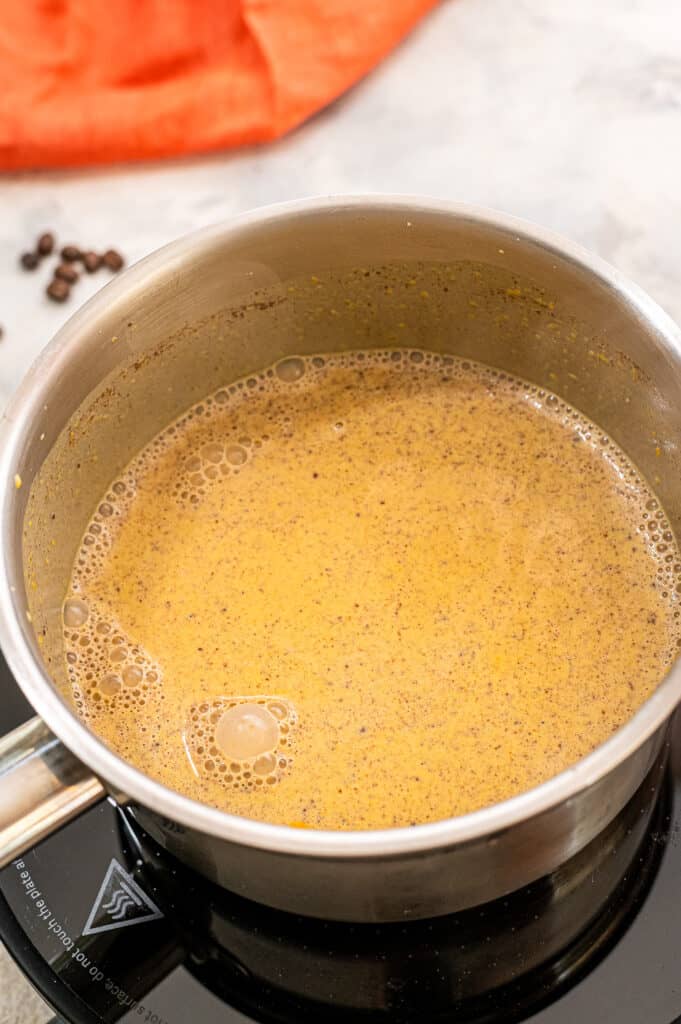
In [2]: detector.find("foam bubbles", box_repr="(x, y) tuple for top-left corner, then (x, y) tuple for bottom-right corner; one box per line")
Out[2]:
(253, 752), (277, 776)
(100, 674), (122, 696)
(215, 703), (280, 760)
(275, 356), (306, 383)
(122, 665), (143, 687)
(184, 696), (298, 789)
(62, 593), (162, 721)
(63, 598), (89, 628)
(225, 444), (248, 466)
(201, 442), (223, 463)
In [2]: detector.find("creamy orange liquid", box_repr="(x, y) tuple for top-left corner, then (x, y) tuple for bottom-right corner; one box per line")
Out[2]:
(63, 351), (681, 830)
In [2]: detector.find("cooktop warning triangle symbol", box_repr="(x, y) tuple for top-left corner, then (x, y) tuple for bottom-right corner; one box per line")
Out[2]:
(82, 858), (163, 936)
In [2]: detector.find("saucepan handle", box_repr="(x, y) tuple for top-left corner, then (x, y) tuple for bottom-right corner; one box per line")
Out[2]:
(0, 716), (105, 869)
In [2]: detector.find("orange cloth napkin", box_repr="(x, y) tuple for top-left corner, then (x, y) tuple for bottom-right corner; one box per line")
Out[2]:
(0, 0), (437, 170)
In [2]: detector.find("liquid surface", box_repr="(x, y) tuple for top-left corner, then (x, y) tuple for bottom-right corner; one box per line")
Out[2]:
(63, 351), (681, 829)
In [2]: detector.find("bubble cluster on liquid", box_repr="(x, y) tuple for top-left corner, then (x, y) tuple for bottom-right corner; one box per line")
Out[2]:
(62, 596), (162, 722)
(184, 696), (298, 790)
(64, 346), (681, 748)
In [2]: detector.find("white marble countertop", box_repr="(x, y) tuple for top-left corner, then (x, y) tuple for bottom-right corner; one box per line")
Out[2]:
(2, 0), (681, 1018)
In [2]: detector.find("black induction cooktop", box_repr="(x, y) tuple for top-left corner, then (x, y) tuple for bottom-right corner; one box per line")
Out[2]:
(2, 654), (681, 1024)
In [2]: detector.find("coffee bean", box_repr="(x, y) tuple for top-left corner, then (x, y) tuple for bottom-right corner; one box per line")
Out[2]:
(55, 263), (79, 284)
(37, 232), (55, 256)
(102, 249), (124, 272)
(82, 251), (102, 273)
(61, 245), (81, 262)
(47, 278), (70, 303)
(20, 252), (40, 270)
(0, 326), (4, 341)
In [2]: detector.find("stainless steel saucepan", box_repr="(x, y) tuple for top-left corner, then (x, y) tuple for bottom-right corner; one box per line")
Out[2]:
(1, 196), (681, 923)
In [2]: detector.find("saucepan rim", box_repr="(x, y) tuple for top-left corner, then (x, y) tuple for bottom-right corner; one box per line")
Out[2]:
(2, 193), (681, 858)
